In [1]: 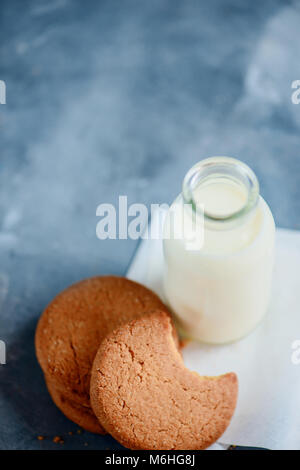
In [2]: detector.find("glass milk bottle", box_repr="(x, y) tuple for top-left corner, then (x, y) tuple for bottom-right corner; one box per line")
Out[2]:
(163, 157), (275, 344)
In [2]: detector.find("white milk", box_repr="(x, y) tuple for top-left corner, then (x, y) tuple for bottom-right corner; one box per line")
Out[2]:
(163, 157), (275, 344)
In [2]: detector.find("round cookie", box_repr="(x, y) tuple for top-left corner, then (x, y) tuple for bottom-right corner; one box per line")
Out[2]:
(35, 276), (176, 433)
(90, 311), (238, 450)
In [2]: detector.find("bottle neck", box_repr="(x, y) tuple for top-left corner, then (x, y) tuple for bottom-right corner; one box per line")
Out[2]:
(182, 157), (259, 231)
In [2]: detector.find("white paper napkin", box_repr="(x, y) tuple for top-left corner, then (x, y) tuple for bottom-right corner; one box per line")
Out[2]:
(127, 209), (300, 450)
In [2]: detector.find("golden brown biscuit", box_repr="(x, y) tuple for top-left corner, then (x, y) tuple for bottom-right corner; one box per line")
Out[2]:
(35, 276), (176, 433)
(90, 311), (238, 449)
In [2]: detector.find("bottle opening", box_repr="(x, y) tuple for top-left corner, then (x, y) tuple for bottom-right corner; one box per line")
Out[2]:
(182, 157), (259, 225)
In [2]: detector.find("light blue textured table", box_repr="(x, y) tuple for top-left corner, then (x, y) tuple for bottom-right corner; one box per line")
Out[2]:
(0, 0), (299, 449)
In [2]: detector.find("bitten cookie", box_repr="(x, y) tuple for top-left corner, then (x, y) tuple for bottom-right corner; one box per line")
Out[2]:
(35, 276), (176, 433)
(90, 311), (238, 450)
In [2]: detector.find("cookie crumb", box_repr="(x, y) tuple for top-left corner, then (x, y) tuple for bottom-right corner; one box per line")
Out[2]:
(84, 442), (88, 446)
(68, 431), (73, 436)
(53, 436), (63, 444)
(77, 429), (83, 434)
(37, 436), (45, 441)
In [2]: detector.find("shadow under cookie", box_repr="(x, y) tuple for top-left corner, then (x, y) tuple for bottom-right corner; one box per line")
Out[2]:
(46, 379), (104, 434)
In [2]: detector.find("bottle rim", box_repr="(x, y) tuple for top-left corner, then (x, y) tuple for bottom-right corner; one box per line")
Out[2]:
(182, 156), (260, 227)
